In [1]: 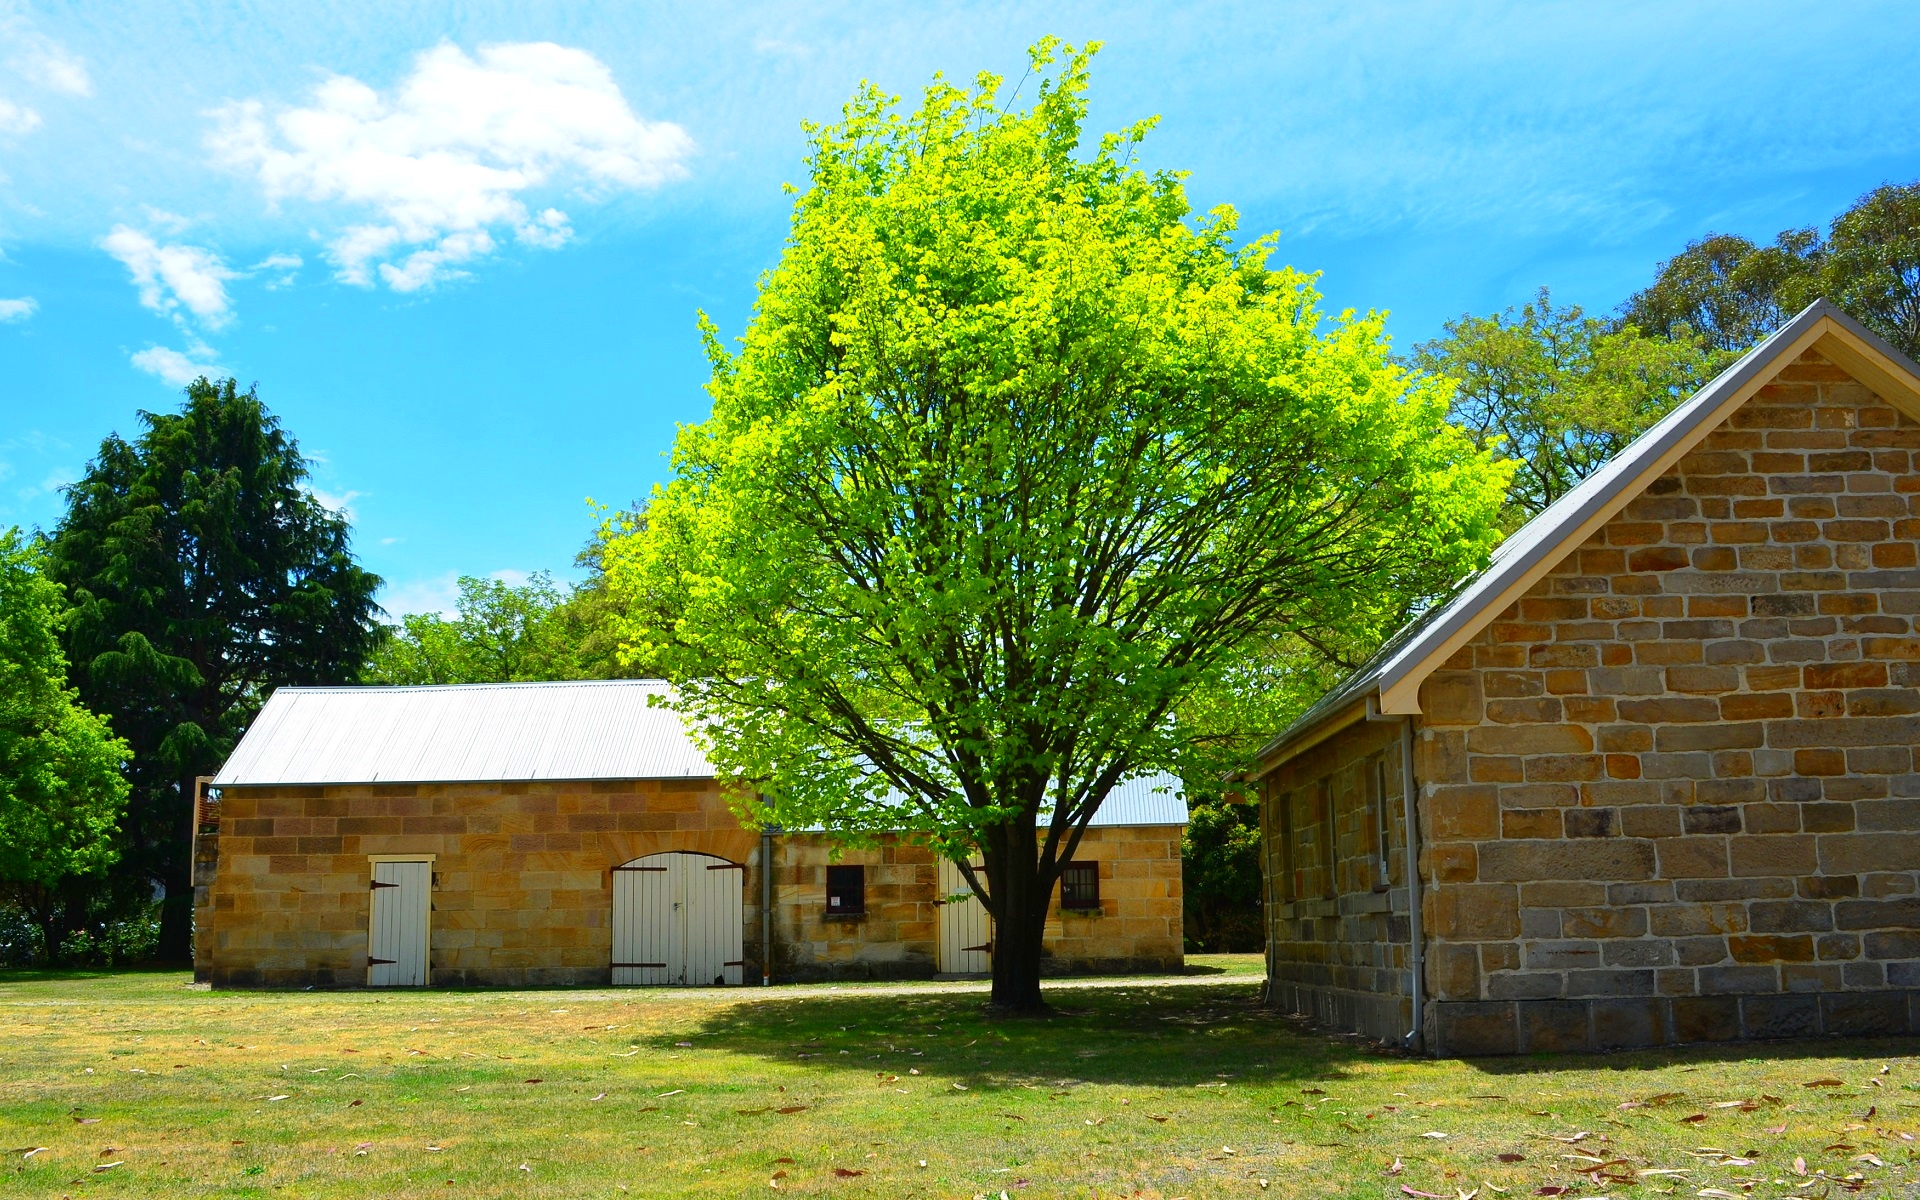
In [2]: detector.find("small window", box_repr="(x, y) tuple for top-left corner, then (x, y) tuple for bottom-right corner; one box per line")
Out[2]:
(825, 865), (865, 915)
(1059, 862), (1100, 912)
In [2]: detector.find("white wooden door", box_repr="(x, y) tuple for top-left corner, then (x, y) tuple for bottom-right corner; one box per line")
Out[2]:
(612, 852), (744, 986)
(368, 860), (431, 986)
(687, 857), (746, 986)
(612, 857), (674, 985)
(937, 857), (992, 974)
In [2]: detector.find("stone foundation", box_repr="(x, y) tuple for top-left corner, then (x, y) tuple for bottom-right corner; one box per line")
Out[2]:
(1427, 989), (1920, 1055)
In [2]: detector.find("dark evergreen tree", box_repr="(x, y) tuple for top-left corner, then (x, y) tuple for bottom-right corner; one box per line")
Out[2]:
(46, 378), (381, 961)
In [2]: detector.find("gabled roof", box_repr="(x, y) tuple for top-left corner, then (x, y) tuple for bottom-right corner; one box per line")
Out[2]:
(214, 679), (710, 785)
(214, 679), (1189, 825)
(1254, 300), (1920, 773)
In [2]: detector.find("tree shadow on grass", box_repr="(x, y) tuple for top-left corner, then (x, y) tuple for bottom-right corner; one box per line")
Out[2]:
(684, 979), (1368, 1093)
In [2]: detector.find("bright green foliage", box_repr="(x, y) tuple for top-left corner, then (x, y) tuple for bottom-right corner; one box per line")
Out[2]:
(366, 511), (656, 685)
(1621, 180), (1920, 360)
(0, 528), (130, 964)
(1414, 288), (1727, 528)
(607, 41), (1509, 1007)
(45, 378), (381, 960)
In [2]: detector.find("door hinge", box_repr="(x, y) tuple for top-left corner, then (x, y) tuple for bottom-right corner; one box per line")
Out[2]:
(368, 956), (397, 965)
(611, 962), (668, 969)
(370, 880), (400, 889)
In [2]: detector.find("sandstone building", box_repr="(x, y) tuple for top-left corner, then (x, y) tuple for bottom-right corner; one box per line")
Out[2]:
(1252, 301), (1920, 1054)
(195, 679), (1185, 988)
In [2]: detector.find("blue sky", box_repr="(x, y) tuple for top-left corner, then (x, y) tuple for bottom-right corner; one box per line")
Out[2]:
(3, 1), (1918, 617)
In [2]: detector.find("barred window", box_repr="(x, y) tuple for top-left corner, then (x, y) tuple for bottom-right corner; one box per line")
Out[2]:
(825, 865), (865, 915)
(1059, 861), (1100, 911)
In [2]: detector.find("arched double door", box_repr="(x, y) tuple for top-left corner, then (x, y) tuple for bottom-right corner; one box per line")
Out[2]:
(612, 851), (745, 986)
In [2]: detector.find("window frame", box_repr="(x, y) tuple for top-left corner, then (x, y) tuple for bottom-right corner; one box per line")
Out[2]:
(1371, 755), (1392, 890)
(824, 864), (866, 917)
(1058, 861), (1101, 913)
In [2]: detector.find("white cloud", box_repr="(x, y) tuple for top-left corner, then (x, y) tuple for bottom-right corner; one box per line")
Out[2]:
(209, 41), (693, 291)
(0, 296), (35, 321)
(252, 251), (302, 287)
(100, 225), (236, 326)
(488, 568), (532, 587)
(379, 571), (461, 619)
(0, 96), (39, 134)
(307, 486), (361, 520)
(8, 29), (91, 97)
(130, 343), (223, 386)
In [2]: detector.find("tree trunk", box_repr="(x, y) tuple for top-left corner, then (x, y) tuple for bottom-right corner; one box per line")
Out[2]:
(983, 817), (1051, 1015)
(155, 774), (196, 964)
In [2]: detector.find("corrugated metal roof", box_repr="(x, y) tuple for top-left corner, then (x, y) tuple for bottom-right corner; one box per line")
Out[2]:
(1255, 300), (1920, 764)
(215, 682), (1192, 827)
(214, 680), (712, 785)
(1047, 771), (1188, 827)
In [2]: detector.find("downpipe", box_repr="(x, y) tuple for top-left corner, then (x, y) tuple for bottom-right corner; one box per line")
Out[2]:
(1367, 694), (1424, 1055)
(762, 825), (779, 986)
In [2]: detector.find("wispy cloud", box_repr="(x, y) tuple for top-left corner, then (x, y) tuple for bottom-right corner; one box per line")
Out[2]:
(378, 570), (461, 619)
(130, 342), (224, 386)
(208, 41), (694, 292)
(0, 95), (38, 134)
(307, 485), (362, 520)
(7, 26), (91, 97)
(0, 296), (35, 321)
(101, 225), (236, 327)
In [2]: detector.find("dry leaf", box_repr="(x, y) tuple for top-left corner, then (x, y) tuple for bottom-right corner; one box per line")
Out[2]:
(1497, 1154), (1525, 1164)
(658, 1090), (684, 1098)
(1147, 1115), (1169, 1123)
(92, 1161), (122, 1173)
(776, 1105), (808, 1115)
(1304, 1088), (1327, 1095)
(834, 1167), (864, 1177)
(267, 1095), (290, 1102)
(953, 1084), (968, 1091)
(1388, 1159), (1405, 1176)
(997, 1113), (1025, 1122)
(1084, 1117), (1105, 1126)
(737, 1108), (771, 1116)
(1549, 1133), (1589, 1143)
(1681, 1114), (1708, 1124)
(1854, 1154), (1884, 1167)
(1402, 1187), (1448, 1199)
(591, 1093), (606, 1101)
(1645, 1092), (1685, 1105)
(1699, 1190), (1740, 1199)
(1765, 1124), (1787, 1134)
(1422, 1131), (1450, 1139)
(1804, 1079), (1844, 1088)
(524, 1079), (543, 1085)
(1533, 1188), (1572, 1197)
(347, 1099), (362, 1108)
(770, 1170), (788, 1180)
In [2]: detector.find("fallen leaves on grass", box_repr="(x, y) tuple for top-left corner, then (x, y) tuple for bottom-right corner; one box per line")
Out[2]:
(775, 1105), (808, 1115)
(1421, 1131), (1449, 1139)
(92, 1161), (122, 1172)
(1147, 1115), (1170, 1123)
(1497, 1154), (1525, 1163)
(1401, 1187), (1447, 1198)
(833, 1167), (864, 1177)
(1804, 1079), (1844, 1088)
(658, 1089), (684, 1098)
(1387, 1159), (1404, 1176)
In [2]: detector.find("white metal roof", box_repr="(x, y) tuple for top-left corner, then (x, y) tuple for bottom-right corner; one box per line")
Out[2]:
(215, 681), (1191, 826)
(1255, 299), (1920, 766)
(214, 680), (712, 785)
(1049, 771), (1188, 827)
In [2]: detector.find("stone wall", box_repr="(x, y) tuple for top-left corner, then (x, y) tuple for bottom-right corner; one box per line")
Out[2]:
(200, 781), (1184, 987)
(200, 779), (763, 988)
(1415, 348), (1920, 1053)
(770, 825), (1185, 979)
(1259, 717), (1416, 1043)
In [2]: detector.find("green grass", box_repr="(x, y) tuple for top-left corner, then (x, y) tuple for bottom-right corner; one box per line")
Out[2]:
(2, 963), (1916, 1197)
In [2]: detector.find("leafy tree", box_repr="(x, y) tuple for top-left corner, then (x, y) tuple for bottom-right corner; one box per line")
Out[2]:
(366, 511), (656, 685)
(0, 528), (130, 964)
(1180, 792), (1262, 952)
(606, 42), (1509, 1012)
(46, 378), (381, 961)
(1621, 180), (1920, 360)
(1820, 182), (1920, 358)
(1414, 288), (1726, 527)
(1619, 230), (1819, 353)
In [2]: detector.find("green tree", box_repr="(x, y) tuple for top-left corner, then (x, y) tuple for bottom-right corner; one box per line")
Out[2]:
(366, 510), (656, 685)
(46, 378), (381, 961)
(1180, 792), (1262, 952)
(1820, 182), (1920, 358)
(1414, 288), (1726, 527)
(1621, 180), (1920, 360)
(606, 42), (1510, 1012)
(1619, 230), (1819, 353)
(0, 528), (130, 964)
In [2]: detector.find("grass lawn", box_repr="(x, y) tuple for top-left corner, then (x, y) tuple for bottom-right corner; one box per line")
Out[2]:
(3, 959), (1918, 1198)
